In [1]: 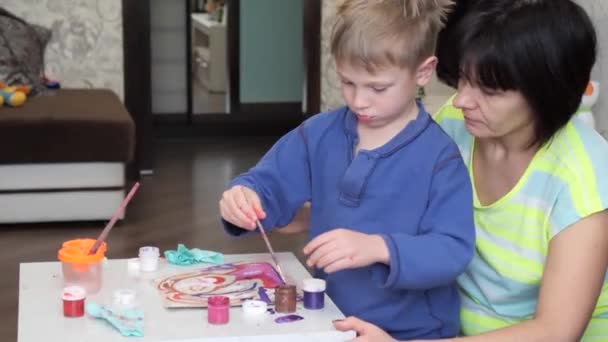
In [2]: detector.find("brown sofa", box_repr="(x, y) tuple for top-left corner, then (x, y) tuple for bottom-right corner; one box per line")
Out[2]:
(0, 89), (135, 223)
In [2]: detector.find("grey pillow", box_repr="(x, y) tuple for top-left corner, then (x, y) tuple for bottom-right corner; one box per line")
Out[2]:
(0, 7), (51, 96)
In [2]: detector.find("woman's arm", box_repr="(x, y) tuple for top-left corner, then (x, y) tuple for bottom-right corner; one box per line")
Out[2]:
(334, 211), (608, 342)
(446, 210), (608, 341)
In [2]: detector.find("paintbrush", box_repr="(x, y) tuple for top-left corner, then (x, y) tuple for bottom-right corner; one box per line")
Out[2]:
(88, 182), (141, 255)
(255, 220), (287, 284)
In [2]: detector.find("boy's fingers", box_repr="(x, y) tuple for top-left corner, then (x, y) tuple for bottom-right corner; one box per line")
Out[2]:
(314, 248), (344, 269)
(242, 187), (266, 220)
(323, 257), (353, 274)
(234, 187), (257, 222)
(303, 230), (335, 255)
(224, 189), (255, 229)
(220, 195), (238, 224)
(306, 242), (336, 267)
(333, 316), (366, 333)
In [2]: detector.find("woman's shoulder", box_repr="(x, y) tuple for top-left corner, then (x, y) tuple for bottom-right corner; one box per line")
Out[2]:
(542, 118), (608, 211)
(543, 118), (608, 178)
(539, 118), (608, 236)
(431, 97), (473, 161)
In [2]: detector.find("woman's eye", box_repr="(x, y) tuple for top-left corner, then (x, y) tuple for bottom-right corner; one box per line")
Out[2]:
(481, 87), (500, 96)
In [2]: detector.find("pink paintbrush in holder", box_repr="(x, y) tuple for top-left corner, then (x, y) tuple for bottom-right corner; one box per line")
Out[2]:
(89, 182), (141, 255)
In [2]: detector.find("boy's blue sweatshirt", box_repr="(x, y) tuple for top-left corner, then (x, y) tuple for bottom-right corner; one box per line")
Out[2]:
(224, 105), (475, 339)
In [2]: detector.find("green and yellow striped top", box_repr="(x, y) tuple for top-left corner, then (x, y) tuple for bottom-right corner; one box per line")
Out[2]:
(435, 100), (608, 341)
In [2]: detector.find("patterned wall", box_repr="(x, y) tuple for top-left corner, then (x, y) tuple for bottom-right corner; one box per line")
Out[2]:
(575, 0), (607, 137)
(321, 1), (608, 138)
(1, 0), (124, 99)
(320, 1), (343, 112)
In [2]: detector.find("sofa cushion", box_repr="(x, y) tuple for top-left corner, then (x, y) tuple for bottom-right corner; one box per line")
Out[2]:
(0, 89), (135, 163)
(0, 7), (51, 95)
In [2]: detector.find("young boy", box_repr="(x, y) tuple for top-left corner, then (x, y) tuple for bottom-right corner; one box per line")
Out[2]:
(220, 0), (474, 339)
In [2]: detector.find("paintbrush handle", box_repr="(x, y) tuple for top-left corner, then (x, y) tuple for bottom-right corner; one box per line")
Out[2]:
(256, 220), (287, 283)
(256, 220), (276, 254)
(89, 182), (141, 255)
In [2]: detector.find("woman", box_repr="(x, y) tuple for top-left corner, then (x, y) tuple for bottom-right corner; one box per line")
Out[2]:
(328, 0), (608, 340)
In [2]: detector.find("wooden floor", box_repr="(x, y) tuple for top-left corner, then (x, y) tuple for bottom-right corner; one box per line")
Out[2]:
(0, 137), (309, 341)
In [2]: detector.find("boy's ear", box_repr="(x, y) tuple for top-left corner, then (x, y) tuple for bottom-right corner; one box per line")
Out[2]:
(415, 56), (438, 87)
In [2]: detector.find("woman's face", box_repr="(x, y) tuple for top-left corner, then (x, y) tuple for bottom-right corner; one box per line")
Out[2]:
(453, 80), (536, 141)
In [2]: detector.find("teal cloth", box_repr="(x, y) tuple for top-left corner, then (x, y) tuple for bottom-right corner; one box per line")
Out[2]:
(164, 244), (224, 265)
(85, 303), (144, 337)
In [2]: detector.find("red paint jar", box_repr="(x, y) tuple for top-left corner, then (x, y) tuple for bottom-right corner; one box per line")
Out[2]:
(207, 296), (229, 324)
(62, 286), (86, 317)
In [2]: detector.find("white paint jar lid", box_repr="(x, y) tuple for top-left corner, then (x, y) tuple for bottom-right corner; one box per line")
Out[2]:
(62, 286), (86, 301)
(139, 246), (160, 258)
(302, 278), (326, 292)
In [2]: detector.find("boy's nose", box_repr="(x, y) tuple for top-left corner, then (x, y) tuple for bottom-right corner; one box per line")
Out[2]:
(351, 90), (369, 110)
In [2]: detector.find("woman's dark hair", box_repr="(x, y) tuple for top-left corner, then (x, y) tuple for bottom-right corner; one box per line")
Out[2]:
(437, 0), (597, 146)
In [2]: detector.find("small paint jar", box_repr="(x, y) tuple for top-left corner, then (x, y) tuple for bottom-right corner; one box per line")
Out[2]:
(275, 284), (297, 313)
(62, 286), (86, 317)
(207, 296), (230, 325)
(112, 289), (138, 310)
(242, 300), (268, 324)
(242, 299), (268, 315)
(127, 258), (141, 278)
(139, 246), (160, 272)
(302, 278), (326, 310)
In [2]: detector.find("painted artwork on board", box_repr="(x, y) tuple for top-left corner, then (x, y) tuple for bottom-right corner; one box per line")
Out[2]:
(156, 262), (284, 308)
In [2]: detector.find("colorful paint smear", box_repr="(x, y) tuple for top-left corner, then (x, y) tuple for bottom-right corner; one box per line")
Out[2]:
(156, 262), (283, 308)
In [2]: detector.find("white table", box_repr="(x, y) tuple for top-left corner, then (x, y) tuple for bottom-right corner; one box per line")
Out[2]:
(18, 252), (354, 341)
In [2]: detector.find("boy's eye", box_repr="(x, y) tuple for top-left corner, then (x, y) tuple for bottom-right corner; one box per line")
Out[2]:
(341, 80), (353, 86)
(372, 86), (387, 92)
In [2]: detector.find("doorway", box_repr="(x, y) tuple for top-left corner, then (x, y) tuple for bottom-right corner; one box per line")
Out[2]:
(148, 0), (320, 128)
(122, 0), (321, 173)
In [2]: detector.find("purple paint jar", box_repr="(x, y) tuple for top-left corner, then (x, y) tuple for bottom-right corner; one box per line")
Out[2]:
(302, 278), (326, 310)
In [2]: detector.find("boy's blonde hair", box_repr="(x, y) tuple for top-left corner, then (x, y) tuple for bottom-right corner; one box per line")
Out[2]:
(331, 0), (453, 72)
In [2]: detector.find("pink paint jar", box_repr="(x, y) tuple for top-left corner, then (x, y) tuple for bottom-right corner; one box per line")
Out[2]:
(207, 296), (229, 325)
(62, 286), (86, 317)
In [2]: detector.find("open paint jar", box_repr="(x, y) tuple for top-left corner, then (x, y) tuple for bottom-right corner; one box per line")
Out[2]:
(58, 239), (106, 294)
(62, 285), (86, 317)
(302, 278), (326, 310)
(207, 296), (230, 325)
(112, 289), (138, 310)
(275, 284), (297, 313)
(138, 246), (160, 272)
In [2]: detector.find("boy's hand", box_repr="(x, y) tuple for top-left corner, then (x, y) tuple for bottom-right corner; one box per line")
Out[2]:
(333, 316), (397, 342)
(219, 185), (266, 230)
(303, 229), (389, 273)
